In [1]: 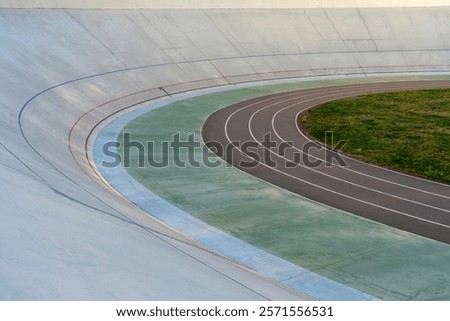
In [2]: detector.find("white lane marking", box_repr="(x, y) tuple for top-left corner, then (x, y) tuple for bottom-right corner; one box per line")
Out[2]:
(244, 90), (450, 214)
(267, 98), (450, 212)
(224, 111), (450, 229)
(227, 82), (450, 200)
(221, 84), (450, 228)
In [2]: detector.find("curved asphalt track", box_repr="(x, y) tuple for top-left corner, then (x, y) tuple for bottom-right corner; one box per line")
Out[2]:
(203, 80), (450, 244)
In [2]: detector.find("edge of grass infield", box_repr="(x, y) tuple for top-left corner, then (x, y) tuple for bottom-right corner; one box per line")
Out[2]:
(300, 89), (450, 184)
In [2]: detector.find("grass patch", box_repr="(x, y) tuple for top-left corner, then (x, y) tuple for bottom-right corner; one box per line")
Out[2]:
(301, 89), (450, 183)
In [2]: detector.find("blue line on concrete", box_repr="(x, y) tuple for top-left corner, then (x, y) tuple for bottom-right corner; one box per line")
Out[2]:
(93, 89), (379, 301)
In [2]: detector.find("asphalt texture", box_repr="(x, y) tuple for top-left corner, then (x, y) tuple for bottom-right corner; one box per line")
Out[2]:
(202, 81), (450, 244)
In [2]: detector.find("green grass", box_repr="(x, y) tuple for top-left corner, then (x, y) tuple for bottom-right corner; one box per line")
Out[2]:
(301, 89), (450, 183)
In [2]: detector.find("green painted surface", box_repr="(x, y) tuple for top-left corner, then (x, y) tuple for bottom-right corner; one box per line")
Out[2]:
(119, 76), (450, 300)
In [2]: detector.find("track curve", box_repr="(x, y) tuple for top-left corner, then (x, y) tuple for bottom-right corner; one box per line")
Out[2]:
(202, 80), (450, 244)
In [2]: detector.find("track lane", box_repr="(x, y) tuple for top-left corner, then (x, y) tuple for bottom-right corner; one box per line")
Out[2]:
(202, 81), (450, 244)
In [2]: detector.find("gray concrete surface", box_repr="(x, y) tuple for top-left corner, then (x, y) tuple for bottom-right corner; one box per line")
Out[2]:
(1, 6), (450, 299)
(1, 0), (450, 9)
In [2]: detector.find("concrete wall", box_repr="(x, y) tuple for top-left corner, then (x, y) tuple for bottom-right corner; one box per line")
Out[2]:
(1, 7), (449, 299)
(1, 0), (450, 9)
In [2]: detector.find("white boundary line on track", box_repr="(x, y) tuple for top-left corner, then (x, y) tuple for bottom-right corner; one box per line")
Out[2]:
(222, 84), (450, 229)
(267, 94), (450, 213)
(225, 83), (450, 199)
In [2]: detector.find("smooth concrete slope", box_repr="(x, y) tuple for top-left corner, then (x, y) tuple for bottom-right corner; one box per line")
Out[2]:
(0, 8), (449, 299)
(2, 0), (450, 9)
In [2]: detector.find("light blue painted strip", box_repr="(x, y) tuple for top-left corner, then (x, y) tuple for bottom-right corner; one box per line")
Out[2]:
(93, 84), (380, 301)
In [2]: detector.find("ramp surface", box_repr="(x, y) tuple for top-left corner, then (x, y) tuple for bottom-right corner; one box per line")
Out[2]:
(1, 5), (450, 299)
